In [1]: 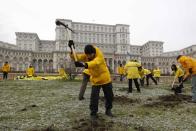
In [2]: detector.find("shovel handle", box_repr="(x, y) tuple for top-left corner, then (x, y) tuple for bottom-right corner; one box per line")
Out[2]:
(71, 45), (77, 62)
(171, 77), (176, 88)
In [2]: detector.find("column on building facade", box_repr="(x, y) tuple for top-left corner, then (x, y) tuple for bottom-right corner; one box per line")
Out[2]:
(108, 58), (113, 72)
(37, 59), (42, 72)
(48, 59), (53, 73)
(112, 58), (115, 73)
(53, 53), (58, 72)
(43, 59), (48, 73)
(113, 59), (117, 73)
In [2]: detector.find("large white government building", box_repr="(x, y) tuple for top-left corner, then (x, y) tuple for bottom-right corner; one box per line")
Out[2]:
(0, 19), (195, 74)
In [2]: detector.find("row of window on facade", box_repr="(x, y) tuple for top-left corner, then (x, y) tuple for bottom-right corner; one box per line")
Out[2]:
(70, 37), (128, 44)
(0, 50), (32, 56)
(73, 33), (115, 38)
(2, 56), (29, 60)
(17, 34), (38, 38)
(182, 48), (193, 54)
(143, 44), (162, 49)
(71, 33), (128, 39)
(72, 24), (128, 33)
(73, 37), (115, 44)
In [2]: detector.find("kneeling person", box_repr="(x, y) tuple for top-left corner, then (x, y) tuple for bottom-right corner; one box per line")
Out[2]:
(26, 65), (35, 77)
(171, 64), (184, 94)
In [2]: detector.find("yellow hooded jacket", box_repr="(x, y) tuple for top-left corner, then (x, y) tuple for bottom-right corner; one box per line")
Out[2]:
(124, 61), (141, 79)
(117, 66), (125, 75)
(71, 46), (111, 85)
(177, 56), (196, 77)
(144, 69), (151, 75)
(139, 68), (151, 78)
(153, 69), (161, 77)
(26, 67), (34, 77)
(2, 64), (10, 72)
(174, 67), (184, 78)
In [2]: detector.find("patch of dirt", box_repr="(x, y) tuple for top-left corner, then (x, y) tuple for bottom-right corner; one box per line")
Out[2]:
(144, 94), (191, 108)
(134, 126), (151, 131)
(20, 104), (38, 112)
(100, 95), (141, 104)
(28, 124), (61, 131)
(117, 87), (128, 92)
(158, 94), (191, 102)
(71, 117), (128, 131)
(144, 101), (181, 108)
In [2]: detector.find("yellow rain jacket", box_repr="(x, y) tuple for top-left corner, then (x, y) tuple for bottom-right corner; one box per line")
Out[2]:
(124, 61), (141, 79)
(117, 66), (125, 75)
(144, 69), (151, 75)
(58, 68), (67, 76)
(177, 56), (196, 78)
(2, 64), (10, 72)
(153, 69), (161, 77)
(26, 67), (34, 77)
(71, 46), (111, 85)
(174, 67), (184, 78)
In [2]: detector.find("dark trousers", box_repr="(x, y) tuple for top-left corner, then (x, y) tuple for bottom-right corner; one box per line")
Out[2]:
(120, 74), (123, 81)
(155, 77), (160, 82)
(3, 72), (8, 80)
(128, 79), (140, 92)
(146, 73), (157, 86)
(177, 76), (184, 91)
(140, 77), (145, 87)
(79, 73), (90, 99)
(90, 83), (113, 115)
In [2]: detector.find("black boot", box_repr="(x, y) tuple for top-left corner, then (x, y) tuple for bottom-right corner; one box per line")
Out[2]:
(78, 96), (85, 100)
(105, 110), (114, 117)
(90, 114), (98, 121)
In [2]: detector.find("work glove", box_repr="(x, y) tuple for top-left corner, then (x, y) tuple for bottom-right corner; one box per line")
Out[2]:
(75, 62), (85, 67)
(189, 68), (193, 74)
(68, 40), (75, 49)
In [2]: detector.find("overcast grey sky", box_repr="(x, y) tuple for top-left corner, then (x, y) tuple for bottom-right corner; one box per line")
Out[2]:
(0, 0), (196, 52)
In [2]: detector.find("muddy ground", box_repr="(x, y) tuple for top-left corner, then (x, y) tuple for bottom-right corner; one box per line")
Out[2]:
(0, 80), (196, 131)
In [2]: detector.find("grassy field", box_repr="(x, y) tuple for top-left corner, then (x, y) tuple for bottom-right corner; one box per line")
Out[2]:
(0, 80), (196, 131)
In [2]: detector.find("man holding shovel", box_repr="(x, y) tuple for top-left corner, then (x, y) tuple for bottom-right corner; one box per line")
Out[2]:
(177, 55), (196, 103)
(69, 41), (114, 119)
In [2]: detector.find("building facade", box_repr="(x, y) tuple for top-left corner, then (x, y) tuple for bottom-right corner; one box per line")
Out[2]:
(0, 19), (196, 74)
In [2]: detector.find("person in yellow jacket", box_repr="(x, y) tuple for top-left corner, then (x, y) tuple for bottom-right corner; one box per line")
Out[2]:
(171, 64), (184, 94)
(139, 67), (157, 86)
(2, 61), (11, 80)
(117, 64), (125, 82)
(177, 55), (196, 103)
(124, 60), (141, 93)
(26, 65), (35, 77)
(78, 69), (90, 100)
(138, 66), (145, 87)
(58, 66), (68, 79)
(69, 41), (114, 119)
(153, 67), (161, 83)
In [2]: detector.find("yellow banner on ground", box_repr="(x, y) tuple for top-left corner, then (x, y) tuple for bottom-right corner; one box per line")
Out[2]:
(14, 75), (68, 80)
